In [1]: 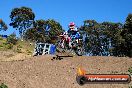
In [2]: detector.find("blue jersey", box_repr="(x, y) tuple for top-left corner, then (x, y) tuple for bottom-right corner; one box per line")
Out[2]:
(70, 32), (80, 40)
(75, 32), (80, 39)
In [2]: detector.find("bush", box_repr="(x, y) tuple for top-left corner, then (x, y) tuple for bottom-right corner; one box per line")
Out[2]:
(0, 37), (3, 40)
(128, 67), (132, 75)
(6, 43), (13, 49)
(0, 83), (8, 88)
(16, 48), (22, 53)
(16, 45), (22, 53)
(6, 33), (18, 45)
(2, 42), (7, 45)
(17, 45), (22, 48)
(0, 44), (3, 48)
(129, 86), (132, 88)
(26, 49), (32, 54)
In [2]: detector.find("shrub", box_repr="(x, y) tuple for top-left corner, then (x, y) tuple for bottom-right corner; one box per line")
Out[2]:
(0, 83), (8, 88)
(6, 43), (13, 49)
(6, 33), (18, 45)
(129, 86), (132, 88)
(16, 46), (22, 53)
(128, 67), (132, 75)
(0, 37), (3, 40)
(17, 45), (22, 48)
(2, 42), (7, 45)
(26, 49), (32, 54)
(0, 44), (3, 48)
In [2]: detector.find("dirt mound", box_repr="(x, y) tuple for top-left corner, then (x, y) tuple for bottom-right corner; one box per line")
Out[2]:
(0, 55), (132, 88)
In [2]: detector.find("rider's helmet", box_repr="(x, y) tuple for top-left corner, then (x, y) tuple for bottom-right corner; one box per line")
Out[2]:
(69, 22), (75, 31)
(69, 22), (75, 26)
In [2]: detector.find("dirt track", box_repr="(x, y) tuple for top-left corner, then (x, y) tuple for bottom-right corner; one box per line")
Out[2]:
(0, 55), (132, 88)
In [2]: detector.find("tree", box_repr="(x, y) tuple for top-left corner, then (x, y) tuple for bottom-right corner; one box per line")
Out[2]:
(24, 19), (64, 44)
(80, 19), (125, 56)
(24, 19), (46, 42)
(81, 20), (104, 56)
(124, 13), (132, 33)
(121, 13), (132, 57)
(102, 22), (125, 56)
(45, 19), (64, 43)
(7, 32), (17, 45)
(9, 7), (35, 39)
(0, 19), (8, 31)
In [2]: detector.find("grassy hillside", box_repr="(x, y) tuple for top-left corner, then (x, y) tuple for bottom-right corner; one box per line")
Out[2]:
(0, 37), (34, 61)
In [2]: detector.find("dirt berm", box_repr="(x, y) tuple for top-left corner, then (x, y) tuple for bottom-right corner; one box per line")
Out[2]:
(0, 55), (132, 88)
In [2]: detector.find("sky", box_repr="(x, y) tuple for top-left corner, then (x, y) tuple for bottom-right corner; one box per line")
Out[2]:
(0, 0), (132, 37)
